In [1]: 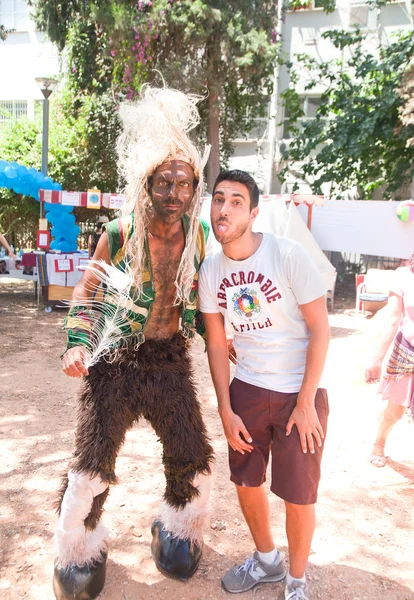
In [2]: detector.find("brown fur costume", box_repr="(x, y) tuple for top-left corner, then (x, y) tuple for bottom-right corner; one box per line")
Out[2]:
(56, 334), (214, 531)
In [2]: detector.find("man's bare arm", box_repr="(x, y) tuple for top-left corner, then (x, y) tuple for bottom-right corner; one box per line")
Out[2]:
(0, 232), (16, 261)
(62, 232), (110, 378)
(286, 296), (330, 454)
(203, 312), (253, 454)
(365, 293), (402, 382)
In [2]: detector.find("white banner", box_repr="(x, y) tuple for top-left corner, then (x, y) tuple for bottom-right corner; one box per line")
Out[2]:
(297, 200), (414, 259)
(61, 191), (81, 207)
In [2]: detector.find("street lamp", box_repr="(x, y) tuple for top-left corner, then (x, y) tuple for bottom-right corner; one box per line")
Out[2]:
(35, 77), (57, 218)
(35, 77), (57, 178)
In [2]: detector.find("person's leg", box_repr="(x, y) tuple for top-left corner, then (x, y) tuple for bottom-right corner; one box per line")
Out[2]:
(371, 401), (405, 465)
(235, 484), (274, 552)
(53, 356), (135, 600)
(221, 380), (286, 593)
(284, 502), (315, 579)
(141, 336), (214, 580)
(270, 389), (329, 600)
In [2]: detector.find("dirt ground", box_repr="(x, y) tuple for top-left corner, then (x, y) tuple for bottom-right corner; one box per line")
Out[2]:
(0, 278), (413, 600)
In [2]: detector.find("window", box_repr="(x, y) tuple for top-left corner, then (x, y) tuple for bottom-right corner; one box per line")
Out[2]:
(0, 0), (30, 31)
(282, 96), (324, 139)
(349, 0), (377, 28)
(234, 99), (270, 142)
(0, 100), (28, 128)
(289, 0), (335, 11)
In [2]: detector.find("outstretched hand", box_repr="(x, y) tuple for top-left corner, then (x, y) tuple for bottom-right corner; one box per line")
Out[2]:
(220, 410), (254, 455)
(62, 346), (90, 378)
(286, 403), (324, 454)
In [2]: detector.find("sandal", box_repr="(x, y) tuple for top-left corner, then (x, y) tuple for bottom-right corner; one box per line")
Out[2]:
(369, 454), (386, 468)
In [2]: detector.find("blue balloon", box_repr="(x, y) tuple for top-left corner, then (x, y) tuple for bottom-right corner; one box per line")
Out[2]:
(34, 172), (45, 184)
(45, 202), (61, 212)
(0, 160), (77, 250)
(4, 166), (17, 179)
(57, 241), (73, 253)
(13, 179), (23, 194)
(59, 205), (74, 214)
(17, 165), (27, 177)
(64, 214), (76, 226)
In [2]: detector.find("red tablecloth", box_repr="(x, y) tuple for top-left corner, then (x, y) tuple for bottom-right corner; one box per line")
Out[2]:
(21, 253), (38, 268)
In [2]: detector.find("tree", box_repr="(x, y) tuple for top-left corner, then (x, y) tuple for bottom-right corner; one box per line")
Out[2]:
(30, 0), (279, 190)
(0, 92), (118, 248)
(280, 28), (414, 199)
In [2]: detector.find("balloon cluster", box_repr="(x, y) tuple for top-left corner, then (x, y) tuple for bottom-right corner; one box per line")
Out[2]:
(45, 204), (80, 253)
(0, 160), (79, 252)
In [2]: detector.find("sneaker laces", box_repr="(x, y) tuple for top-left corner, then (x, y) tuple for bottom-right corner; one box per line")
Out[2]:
(286, 585), (308, 600)
(234, 556), (259, 584)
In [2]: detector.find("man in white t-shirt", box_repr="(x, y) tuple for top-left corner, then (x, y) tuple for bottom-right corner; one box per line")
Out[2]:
(199, 170), (330, 600)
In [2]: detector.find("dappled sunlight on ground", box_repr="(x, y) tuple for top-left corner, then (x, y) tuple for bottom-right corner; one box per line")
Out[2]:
(0, 280), (413, 599)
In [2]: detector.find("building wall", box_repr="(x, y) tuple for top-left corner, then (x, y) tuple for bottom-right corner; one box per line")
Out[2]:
(0, 1), (59, 123)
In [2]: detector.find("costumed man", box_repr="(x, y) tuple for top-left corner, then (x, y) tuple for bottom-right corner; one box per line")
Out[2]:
(53, 86), (214, 600)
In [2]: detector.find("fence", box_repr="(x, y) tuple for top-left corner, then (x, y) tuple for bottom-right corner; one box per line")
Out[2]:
(325, 251), (403, 275)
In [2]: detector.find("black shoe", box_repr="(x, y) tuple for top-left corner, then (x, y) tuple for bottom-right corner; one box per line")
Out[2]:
(151, 520), (203, 581)
(53, 552), (107, 600)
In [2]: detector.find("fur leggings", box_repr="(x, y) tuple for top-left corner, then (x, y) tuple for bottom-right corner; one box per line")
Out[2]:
(57, 334), (214, 532)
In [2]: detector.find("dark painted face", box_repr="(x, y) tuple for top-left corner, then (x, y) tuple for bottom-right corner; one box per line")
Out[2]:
(149, 160), (196, 224)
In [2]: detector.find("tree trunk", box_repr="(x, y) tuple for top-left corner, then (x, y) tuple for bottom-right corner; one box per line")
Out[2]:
(207, 85), (220, 193)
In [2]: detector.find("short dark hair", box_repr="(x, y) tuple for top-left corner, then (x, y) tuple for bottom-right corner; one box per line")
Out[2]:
(212, 170), (259, 210)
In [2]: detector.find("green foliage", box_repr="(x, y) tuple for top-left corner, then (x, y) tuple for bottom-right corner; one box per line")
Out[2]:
(0, 91), (119, 245)
(110, 0), (278, 165)
(0, 119), (42, 245)
(280, 30), (414, 199)
(0, 24), (12, 40)
(31, 0), (279, 174)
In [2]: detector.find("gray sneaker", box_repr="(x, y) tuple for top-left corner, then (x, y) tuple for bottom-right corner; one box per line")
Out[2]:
(285, 580), (309, 600)
(222, 551), (286, 593)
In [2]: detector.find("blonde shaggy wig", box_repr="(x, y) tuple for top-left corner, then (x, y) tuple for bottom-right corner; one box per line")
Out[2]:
(117, 85), (210, 305)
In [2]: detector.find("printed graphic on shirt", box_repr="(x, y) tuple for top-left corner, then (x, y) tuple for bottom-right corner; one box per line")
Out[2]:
(225, 281), (280, 331)
(231, 286), (262, 321)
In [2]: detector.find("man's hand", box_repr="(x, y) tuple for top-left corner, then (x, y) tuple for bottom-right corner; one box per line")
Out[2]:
(227, 338), (237, 365)
(62, 346), (91, 378)
(286, 403), (324, 454)
(220, 410), (254, 455)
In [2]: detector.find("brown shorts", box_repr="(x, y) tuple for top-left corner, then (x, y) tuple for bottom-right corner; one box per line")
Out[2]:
(229, 378), (329, 505)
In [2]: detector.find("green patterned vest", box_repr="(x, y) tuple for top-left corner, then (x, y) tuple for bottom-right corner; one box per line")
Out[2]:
(64, 213), (209, 352)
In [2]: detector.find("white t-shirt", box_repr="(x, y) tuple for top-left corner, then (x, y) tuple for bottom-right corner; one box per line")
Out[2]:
(199, 233), (326, 393)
